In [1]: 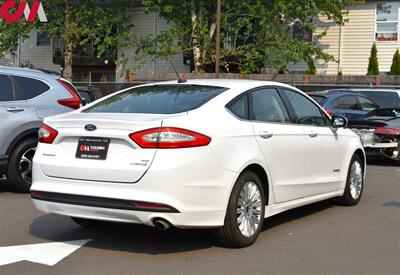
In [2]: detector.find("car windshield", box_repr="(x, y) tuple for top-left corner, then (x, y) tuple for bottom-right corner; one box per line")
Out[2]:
(84, 85), (227, 114)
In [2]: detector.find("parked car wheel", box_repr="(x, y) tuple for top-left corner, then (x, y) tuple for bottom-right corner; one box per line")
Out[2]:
(7, 138), (37, 193)
(214, 171), (265, 247)
(337, 154), (364, 206)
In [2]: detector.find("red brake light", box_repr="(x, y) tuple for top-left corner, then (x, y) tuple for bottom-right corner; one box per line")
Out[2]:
(129, 127), (211, 149)
(57, 79), (81, 110)
(31, 191), (45, 198)
(325, 109), (333, 116)
(38, 124), (58, 144)
(375, 127), (400, 135)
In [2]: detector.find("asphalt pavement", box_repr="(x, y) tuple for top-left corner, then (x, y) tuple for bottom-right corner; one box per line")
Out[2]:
(0, 160), (399, 275)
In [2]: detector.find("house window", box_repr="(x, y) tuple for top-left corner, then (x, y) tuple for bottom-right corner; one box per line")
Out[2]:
(292, 18), (313, 42)
(36, 32), (50, 46)
(375, 2), (399, 42)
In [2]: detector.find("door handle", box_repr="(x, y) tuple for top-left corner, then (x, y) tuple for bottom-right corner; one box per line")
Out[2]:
(5, 107), (25, 113)
(259, 131), (273, 139)
(308, 132), (318, 138)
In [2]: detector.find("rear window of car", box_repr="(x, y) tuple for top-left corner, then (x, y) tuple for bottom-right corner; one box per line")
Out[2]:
(359, 91), (400, 108)
(13, 76), (50, 100)
(310, 95), (327, 106)
(84, 85), (227, 114)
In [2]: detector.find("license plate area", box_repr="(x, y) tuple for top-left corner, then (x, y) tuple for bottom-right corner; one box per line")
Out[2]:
(76, 137), (110, 160)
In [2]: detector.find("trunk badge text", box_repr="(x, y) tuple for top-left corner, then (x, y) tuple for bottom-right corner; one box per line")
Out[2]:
(84, 124), (97, 131)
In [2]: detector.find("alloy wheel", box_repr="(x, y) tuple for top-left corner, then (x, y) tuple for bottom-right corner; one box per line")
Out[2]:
(349, 161), (363, 200)
(19, 147), (36, 184)
(237, 181), (263, 237)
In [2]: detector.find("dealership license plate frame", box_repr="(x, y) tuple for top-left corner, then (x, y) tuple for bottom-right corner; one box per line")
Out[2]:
(76, 137), (110, 160)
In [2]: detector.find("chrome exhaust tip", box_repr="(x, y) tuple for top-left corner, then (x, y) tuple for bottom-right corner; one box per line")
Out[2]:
(153, 218), (172, 231)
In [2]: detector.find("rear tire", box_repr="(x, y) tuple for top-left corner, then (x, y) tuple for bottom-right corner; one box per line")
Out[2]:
(336, 154), (364, 206)
(7, 138), (37, 193)
(214, 171), (265, 248)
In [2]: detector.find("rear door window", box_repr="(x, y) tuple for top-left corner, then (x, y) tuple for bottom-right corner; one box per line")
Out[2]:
(85, 85), (227, 114)
(13, 76), (50, 100)
(0, 74), (14, 102)
(250, 88), (290, 123)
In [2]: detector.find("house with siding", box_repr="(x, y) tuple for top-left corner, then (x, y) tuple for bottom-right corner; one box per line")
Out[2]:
(289, 1), (400, 75)
(1, 1), (399, 82)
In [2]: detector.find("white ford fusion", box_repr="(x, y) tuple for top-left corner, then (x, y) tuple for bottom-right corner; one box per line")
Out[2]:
(31, 79), (365, 247)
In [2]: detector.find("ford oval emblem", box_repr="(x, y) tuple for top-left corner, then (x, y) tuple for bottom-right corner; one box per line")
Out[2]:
(84, 124), (97, 131)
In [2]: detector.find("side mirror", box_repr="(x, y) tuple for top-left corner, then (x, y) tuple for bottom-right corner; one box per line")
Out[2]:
(332, 115), (348, 128)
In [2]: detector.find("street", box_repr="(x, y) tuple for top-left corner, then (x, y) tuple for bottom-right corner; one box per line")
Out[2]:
(0, 161), (399, 275)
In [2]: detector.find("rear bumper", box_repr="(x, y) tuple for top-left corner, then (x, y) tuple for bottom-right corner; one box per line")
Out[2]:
(31, 148), (237, 228)
(0, 155), (8, 176)
(32, 199), (225, 228)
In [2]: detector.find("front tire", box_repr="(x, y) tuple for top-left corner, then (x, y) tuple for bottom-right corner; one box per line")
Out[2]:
(214, 171), (265, 247)
(7, 138), (37, 193)
(337, 154), (364, 206)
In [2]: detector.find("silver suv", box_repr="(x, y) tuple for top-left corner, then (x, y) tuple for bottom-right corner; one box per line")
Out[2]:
(0, 66), (81, 192)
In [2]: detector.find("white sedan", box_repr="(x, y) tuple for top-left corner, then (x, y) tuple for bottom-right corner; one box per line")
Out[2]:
(31, 80), (365, 247)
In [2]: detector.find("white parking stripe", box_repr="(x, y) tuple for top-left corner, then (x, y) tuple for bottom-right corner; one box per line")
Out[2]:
(0, 239), (92, 266)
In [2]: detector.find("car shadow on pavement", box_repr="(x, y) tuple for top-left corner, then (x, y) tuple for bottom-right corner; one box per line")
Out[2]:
(0, 179), (9, 193)
(28, 200), (336, 254)
(367, 157), (399, 167)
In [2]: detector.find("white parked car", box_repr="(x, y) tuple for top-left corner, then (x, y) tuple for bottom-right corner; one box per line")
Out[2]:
(31, 80), (366, 247)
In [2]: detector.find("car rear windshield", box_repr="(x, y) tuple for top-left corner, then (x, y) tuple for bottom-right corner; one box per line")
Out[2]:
(310, 95), (327, 106)
(84, 85), (227, 114)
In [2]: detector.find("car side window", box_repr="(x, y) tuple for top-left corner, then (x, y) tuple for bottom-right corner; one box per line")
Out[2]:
(283, 89), (327, 127)
(12, 76), (50, 100)
(227, 94), (249, 120)
(0, 74), (14, 102)
(250, 88), (290, 123)
(332, 96), (360, 110)
(357, 96), (377, 111)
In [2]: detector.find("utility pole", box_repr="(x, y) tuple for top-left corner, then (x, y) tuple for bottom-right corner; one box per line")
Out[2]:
(215, 0), (221, 78)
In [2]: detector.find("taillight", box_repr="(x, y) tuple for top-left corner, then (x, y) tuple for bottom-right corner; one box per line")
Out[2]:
(325, 109), (333, 116)
(375, 127), (400, 135)
(129, 127), (211, 149)
(38, 124), (58, 144)
(57, 79), (81, 109)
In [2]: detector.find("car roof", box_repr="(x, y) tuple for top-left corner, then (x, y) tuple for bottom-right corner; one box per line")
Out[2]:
(145, 79), (300, 91)
(310, 91), (361, 98)
(328, 88), (400, 94)
(0, 65), (60, 80)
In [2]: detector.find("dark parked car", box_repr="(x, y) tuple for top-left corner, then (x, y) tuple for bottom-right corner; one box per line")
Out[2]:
(309, 91), (378, 120)
(326, 88), (400, 108)
(76, 86), (103, 104)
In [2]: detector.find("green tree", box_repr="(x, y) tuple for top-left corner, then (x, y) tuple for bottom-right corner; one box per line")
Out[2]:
(306, 60), (317, 75)
(138, 0), (361, 74)
(0, 0), (134, 80)
(367, 43), (379, 75)
(389, 49), (400, 75)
